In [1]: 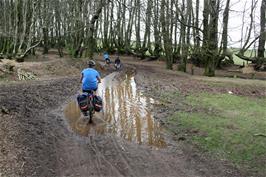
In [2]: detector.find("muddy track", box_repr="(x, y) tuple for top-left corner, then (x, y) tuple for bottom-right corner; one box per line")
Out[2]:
(0, 77), (80, 176)
(0, 64), (245, 177)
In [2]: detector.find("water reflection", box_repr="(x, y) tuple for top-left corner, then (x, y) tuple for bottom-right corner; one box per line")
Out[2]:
(64, 73), (166, 148)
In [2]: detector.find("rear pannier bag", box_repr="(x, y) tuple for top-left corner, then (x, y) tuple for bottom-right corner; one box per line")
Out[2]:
(93, 96), (103, 112)
(77, 93), (89, 112)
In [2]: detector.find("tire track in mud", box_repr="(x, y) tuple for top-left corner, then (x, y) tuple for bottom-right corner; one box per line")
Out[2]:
(86, 136), (103, 176)
(88, 135), (124, 177)
(110, 136), (136, 177)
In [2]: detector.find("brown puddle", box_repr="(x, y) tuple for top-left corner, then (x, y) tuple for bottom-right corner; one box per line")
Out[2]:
(64, 73), (166, 148)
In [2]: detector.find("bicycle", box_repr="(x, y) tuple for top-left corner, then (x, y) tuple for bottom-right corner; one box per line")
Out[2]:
(77, 91), (95, 123)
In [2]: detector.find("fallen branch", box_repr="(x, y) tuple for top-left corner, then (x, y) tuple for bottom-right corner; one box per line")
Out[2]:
(235, 53), (256, 62)
(147, 56), (159, 61)
(16, 40), (42, 61)
(17, 68), (36, 80)
(254, 133), (266, 137)
(237, 32), (266, 61)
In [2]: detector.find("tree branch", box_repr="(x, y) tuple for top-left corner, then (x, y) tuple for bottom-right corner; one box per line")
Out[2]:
(174, 7), (204, 34)
(16, 40), (42, 60)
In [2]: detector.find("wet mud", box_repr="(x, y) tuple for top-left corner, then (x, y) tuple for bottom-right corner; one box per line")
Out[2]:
(1, 56), (252, 177)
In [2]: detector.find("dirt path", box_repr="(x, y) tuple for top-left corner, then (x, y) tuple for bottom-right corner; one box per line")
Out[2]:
(2, 56), (264, 176)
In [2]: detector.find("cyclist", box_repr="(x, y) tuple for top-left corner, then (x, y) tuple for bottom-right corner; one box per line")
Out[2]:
(103, 51), (111, 64)
(80, 60), (101, 93)
(114, 55), (121, 70)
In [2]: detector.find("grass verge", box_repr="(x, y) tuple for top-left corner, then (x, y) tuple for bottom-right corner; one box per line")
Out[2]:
(166, 93), (266, 176)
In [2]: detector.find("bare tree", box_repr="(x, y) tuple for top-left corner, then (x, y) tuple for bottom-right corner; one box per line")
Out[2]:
(258, 0), (266, 58)
(0, 0), (263, 72)
(236, 0), (266, 69)
(217, 0), (232, 68)
(161, 0), (173, 69)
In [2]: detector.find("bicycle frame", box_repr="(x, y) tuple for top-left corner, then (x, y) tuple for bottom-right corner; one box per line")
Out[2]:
(86, 93), (95, 123)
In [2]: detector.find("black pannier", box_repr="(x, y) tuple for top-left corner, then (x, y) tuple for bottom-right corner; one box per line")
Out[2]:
(77, 93), (89, 112)
(93, 95), (103, 112)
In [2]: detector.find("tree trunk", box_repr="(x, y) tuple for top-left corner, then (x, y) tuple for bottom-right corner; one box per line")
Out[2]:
(125, 1), (135, 54)
(204, 0), (219, 76)
(161, 0), (173, 69)
(12, 0), (19, 55)
(195, 0), (200, 49)
(54, 0), (63, 57)
(141, 0), (153, 57)
(202, 0), (210, 50)
(258, 0), (266, 58)
(217, 0), (231, 68)
(42, 27), (49, 54)
(153, 0), (161, 58)
(178, 0), (188, 72)
(87, 1), (109, 59)
(135, 0), (141, 52)
(42, 0), (49, 54)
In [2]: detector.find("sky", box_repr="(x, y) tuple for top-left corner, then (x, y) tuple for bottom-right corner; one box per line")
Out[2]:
(220, 0), (262, 48)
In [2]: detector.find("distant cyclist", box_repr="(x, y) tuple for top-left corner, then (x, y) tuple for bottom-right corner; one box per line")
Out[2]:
(80, 60), (101, 93)
(103, 51), (111, 64)
(114, 55), (121, 70)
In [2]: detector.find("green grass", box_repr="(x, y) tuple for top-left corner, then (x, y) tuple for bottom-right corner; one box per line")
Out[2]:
(167, 93), (266, 175)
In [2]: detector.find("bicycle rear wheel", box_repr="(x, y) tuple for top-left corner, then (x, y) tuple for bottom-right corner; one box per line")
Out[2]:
(88, 111), (93, 123)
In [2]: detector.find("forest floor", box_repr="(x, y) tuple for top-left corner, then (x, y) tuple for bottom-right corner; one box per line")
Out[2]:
(0, 52), (265, 177)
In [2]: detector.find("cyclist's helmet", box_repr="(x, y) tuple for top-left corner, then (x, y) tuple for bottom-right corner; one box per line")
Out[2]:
(88, 60), (96, 67)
